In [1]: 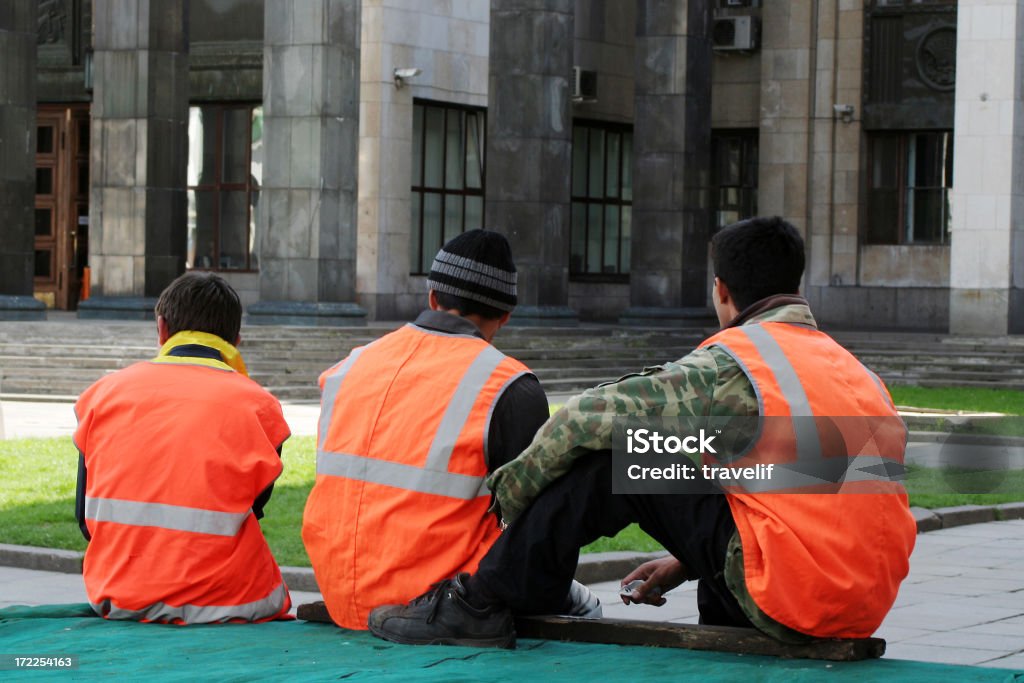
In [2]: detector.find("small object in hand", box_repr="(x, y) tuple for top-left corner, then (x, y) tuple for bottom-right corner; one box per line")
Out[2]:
(620, 579), (661, 598)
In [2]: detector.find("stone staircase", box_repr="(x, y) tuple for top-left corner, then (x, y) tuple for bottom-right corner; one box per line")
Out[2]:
(0, 319), (1021, 401)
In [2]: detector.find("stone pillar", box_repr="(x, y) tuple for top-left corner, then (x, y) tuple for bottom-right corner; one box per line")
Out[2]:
(486, 0), (576, 326)
(621, 0), (713, 325)
(757, 2), (815, 266)
(949, 0), (1024, 334)
(0, 0), (45, 320)
(249, 0), (366, 326)
(805, 0), (863, 292)
(79, 0), (189, 320)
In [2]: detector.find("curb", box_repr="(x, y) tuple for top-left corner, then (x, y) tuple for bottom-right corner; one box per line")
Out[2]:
(4, 504), (1024, 590)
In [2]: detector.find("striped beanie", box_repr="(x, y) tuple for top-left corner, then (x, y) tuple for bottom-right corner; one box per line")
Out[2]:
(427, 229), (518, 312)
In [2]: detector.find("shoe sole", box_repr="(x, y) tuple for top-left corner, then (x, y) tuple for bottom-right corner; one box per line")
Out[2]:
(368, 623), (516, 650)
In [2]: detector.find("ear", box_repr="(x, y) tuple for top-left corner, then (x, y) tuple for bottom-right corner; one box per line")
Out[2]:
(428, 289), (442, 311)
(234, 335), (242, 347)
(496, 311), (512, 329)
(715, 277), (732, 307)
(157, 316), (171, 346)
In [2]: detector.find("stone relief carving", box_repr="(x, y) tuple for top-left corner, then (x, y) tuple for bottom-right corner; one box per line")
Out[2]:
(917, 26), (956, 92)
(37, 0), (67, 45)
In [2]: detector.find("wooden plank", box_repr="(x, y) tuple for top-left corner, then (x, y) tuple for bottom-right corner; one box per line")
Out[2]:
(514, 616), (886, 662)
(296, 603), (885, 661)
(297, 601), (332, 624)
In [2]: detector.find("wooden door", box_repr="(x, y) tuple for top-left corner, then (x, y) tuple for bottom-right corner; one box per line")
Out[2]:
(34, 105), (89, 310)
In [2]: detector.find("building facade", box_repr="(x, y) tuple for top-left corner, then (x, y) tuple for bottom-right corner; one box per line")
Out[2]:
(0, 0), (1020, 332)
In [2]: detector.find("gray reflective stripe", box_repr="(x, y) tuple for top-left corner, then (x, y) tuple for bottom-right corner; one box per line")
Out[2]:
(85, 497), (250, 537)
(91, 581), (288, 624)
(740, 325), (822, 462)
(317, 450), (488, 500)
(711, 455), (906, 493)
(425, 345), (508, 471)
(862, 364), (896, 409)
(317, 346), (367, 450)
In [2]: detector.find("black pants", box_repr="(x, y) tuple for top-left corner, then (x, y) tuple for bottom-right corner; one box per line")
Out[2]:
(473, 451), (753, 627)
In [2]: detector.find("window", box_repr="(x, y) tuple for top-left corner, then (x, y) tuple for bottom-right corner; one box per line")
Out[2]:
(711, 129), (759, 231)
(187, 104), (262, 271)
(570, 121), (633, 278)
(410, 101), (486, 275)
(866, 131), (953, 244)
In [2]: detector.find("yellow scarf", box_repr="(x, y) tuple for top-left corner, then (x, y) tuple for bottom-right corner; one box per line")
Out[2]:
(152, 330), (249, 377)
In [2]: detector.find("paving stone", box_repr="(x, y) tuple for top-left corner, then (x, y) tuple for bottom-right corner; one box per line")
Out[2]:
(996, 503), (1024, 520)
(870, 625), (937, 643)
(911, 506), (941, 532)
(898, 630), (1024, 653)
(934, 505), (998, 528)
(883, 643), (996, 666)
(977, 653), (1024, 669)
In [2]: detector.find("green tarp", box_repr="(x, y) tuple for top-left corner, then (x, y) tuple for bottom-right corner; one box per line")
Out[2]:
(0, 605), (1020, 682)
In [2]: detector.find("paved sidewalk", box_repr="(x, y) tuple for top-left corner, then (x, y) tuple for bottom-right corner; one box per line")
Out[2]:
(0, 399), (321, 439)
(2, 521), (1023, 670)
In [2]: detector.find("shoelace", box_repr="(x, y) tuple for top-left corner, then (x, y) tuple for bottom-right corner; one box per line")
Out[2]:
(410, 578), (457, 625)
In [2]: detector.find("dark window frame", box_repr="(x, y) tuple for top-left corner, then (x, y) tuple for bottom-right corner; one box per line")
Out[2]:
(410, 99), (487, 276)
(570, 119), (633, 282)
(710, 128), (759, 233)
(865, 130), (953, 245)
(187, 102), (261, 272)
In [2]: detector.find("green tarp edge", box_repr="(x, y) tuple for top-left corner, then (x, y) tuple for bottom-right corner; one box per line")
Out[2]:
(0, 605), (1019, 682)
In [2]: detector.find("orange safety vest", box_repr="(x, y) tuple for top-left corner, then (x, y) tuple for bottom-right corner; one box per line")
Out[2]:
(699, 322), (917, 638)
(75, 333), (292, 624)
(303, 323), (533, 629)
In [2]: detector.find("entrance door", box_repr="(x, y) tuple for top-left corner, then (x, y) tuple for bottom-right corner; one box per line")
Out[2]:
(34, 105), (89, 310)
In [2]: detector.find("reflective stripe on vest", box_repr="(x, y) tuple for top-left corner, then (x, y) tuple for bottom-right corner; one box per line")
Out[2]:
(316, 342), (508, 500)
(91, 581), (288, 623)
(84, 496), (251, 537)
(707, 455), (907, 493)
(707, 324), (906, 492)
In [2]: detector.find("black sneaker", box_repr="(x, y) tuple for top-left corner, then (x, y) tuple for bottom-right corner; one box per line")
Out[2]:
(367, 573), (515, 649)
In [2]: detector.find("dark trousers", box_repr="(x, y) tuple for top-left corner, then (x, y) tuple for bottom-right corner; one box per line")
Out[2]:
(472, 451), (753, 627)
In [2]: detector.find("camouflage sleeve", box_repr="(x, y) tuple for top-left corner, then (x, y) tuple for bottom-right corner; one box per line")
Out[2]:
(486, 347), (727, 523)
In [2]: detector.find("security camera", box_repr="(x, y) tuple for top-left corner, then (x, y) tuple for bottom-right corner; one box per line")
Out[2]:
(832, 103), (855, 123)
(393, 68), (422, 88)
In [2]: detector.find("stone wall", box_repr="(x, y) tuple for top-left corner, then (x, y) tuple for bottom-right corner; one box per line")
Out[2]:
(357, 0), (490, 320)
(572, 0), (634, 124)
(0, 0), (45, 320)
(949, 0), (1024, 334)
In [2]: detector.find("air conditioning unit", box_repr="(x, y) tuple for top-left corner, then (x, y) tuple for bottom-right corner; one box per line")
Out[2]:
(712, 16), (759, 51)
(572, 66), (597, 103)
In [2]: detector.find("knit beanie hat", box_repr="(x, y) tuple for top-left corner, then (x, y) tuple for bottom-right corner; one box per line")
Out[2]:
(427, 229), (518, 312)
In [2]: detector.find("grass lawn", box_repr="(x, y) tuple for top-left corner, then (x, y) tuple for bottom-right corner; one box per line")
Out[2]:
(888, 385), (1024, 416)
(1, 385), (1021, 565)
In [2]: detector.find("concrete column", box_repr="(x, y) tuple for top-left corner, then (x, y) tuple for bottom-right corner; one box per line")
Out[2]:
(249, 0), (366, 326)
(486, 0), (576, 326)
(949, 0), (1024, 334)
(621, 0), (713, 325)
(0, 0), (45, 320)
(805, 0), (863, 291)
(757, 1), (815, 261)
(79, 0), (189, 320)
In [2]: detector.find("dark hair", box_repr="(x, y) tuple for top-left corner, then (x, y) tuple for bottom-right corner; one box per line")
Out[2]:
(433, 290), (506, 321)
(711, 216), (805, 311)
(155, 272), (243, 344)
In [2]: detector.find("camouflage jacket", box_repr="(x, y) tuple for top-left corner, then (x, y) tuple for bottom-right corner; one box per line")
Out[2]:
(487, 302), (818, 523)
